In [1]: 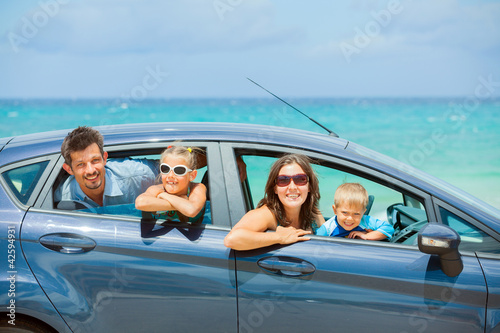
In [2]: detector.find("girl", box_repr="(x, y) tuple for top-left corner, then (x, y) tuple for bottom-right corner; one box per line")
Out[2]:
(135, 145), (207, 223)
(224, 153), (324, 250)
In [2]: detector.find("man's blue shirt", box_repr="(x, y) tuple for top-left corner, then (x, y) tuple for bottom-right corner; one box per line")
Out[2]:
(55, 158), (158, 208)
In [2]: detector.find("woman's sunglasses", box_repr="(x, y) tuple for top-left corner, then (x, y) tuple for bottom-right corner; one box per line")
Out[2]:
(275, 174), (309, 187)
(160, 163), (192, 176)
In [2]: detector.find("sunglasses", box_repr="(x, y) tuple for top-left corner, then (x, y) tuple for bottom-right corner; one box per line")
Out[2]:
(276, 174), (309, 187)
(160, 163), (192, 176)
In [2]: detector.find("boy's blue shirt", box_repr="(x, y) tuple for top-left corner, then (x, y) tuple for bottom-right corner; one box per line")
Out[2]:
(316, 215), (394, 239)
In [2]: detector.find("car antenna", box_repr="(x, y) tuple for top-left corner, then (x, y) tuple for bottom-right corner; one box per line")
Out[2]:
(247, 77), (339, 137)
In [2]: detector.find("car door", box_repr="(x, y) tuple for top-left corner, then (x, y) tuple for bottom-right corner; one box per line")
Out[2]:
(20, 142), (238, 333)
(233, 238), (486, 333)
(478, 254), (500, 333)
(222, 143), (488, 333)
(433, 198), (500, 332)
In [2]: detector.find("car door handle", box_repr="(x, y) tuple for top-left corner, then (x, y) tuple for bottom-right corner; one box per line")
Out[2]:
(39, 233), (96, 254)
(257, 256), (316, 277)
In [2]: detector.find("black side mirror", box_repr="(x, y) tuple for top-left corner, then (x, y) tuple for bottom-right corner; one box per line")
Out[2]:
(418, 223), (463, 277)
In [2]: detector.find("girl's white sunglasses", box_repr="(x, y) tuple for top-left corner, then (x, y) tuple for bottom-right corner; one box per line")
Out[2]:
(160, 163), (192, 176)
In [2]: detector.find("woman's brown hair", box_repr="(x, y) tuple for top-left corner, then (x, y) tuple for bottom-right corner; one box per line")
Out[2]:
(257, 153), (320, 230)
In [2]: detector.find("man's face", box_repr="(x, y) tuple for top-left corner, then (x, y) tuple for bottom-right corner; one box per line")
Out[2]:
(63, 143), (107, 195)
(333, 203), (366, 231)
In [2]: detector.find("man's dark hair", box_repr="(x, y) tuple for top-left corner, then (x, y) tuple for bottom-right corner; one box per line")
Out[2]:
(61, 126), (104, 166)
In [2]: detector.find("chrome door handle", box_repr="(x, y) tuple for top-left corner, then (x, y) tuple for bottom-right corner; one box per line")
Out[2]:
(39, 233), (96, 254)
(257, 256), (315, 277)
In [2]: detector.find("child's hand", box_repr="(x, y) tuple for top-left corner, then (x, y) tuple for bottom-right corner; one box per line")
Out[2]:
(348, 229), (387, 240)
(348, 230), (368, 239)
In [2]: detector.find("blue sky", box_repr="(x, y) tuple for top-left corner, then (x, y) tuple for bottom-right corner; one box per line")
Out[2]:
(1, 0), (499, 99)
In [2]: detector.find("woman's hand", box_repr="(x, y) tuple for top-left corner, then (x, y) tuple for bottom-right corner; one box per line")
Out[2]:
(224, 206), (312, 250)
(276, 226), (311, 244)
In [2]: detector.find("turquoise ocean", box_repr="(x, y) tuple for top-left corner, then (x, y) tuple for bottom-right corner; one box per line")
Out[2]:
(1, 98), (499, 210)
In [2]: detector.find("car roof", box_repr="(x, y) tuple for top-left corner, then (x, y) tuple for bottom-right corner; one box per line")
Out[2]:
(0, 136), (12, 153)
(0, 122), (348, 165)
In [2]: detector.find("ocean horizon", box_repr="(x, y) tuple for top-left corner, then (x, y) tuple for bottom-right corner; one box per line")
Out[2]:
(1, 97), (499, 210)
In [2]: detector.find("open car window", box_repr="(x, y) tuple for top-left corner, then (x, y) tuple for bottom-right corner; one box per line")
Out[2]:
(236, 146), (500, 254)
(236, 149), (429, 244)
(52, 146), (213, 224)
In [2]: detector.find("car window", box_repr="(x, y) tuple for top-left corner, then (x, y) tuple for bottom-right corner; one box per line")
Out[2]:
(238, 151), (428, 243)
(439, 206), (500, 254)
(52, 147), (212, 224)
(2, 161), (49, 205)
(313, 163), (405, 221)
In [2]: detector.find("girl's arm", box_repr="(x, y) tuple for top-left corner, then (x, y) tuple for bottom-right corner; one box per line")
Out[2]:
(224, 206), (311, 251)
(135, 184), (173, 212)
(157, 183), (207, 217)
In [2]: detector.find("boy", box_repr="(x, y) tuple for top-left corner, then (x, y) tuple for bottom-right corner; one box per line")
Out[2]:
(316, 183), (394, 240)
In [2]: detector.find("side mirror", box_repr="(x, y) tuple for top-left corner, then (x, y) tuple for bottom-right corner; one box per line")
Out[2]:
(418, 223), (463, 277)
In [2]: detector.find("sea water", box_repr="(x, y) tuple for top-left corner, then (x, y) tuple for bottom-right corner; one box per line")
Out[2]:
(1, 98), (499, 209)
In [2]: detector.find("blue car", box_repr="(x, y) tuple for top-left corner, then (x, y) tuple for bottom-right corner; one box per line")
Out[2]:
(1, 122), (499, 332)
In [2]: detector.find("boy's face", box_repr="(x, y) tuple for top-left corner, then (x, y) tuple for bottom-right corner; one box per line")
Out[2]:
(333, 203), (366, 231)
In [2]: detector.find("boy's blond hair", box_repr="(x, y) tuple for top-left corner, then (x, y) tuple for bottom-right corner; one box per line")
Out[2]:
(334, 183), (368, 209)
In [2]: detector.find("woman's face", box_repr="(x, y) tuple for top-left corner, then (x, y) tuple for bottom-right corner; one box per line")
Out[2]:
(274, 162), (310, 209)
(161, 155), (195, 195)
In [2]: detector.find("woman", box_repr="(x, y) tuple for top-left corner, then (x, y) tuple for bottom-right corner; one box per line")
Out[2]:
(224, 153), (324, 250)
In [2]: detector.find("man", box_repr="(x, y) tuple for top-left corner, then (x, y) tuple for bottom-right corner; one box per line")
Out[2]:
(55, 126), (157, 208)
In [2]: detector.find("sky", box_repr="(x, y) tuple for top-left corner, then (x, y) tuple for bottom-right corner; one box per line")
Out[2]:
(1, 0), (499, 99)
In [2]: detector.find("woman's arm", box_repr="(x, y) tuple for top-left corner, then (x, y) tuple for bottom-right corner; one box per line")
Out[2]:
(224, 206), (311, 251)
(315, 213), (325, 228)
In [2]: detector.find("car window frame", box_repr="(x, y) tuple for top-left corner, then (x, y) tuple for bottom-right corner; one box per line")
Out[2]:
(432, 196), (500, 254)
(34, 141), (233, 229)
(227, 143), (494, 258)
(220, 142), (437, 233)
(0, 155), (59, 209)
